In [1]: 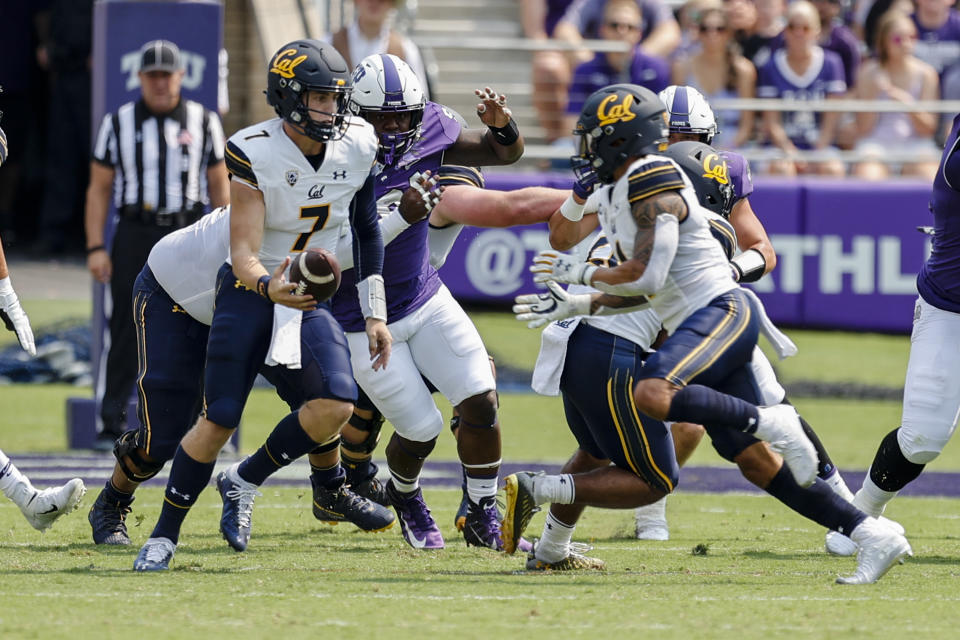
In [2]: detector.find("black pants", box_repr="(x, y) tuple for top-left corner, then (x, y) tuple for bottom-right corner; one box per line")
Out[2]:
(100, 218), (177, 437)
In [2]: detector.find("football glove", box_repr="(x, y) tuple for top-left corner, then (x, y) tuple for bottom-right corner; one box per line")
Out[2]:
(0, 277), (36, 356)
(530, 250), (597, 286)
(513, 281), (591, 328)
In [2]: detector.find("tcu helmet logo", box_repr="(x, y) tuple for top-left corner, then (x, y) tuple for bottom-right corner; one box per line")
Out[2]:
(701, 153), (730, 185)
(122, 49), (206, 91)
(596, 93), (636, 127)
(270, 48), (307, 79)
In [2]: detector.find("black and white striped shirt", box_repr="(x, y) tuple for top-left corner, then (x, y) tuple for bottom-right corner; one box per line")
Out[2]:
(92, 98), (225, 215)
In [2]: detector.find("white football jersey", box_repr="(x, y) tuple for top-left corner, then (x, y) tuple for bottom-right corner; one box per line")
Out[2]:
(147, 207), (230, 325)
(225, 115), (378, 271)
(597, 154), (736, 332)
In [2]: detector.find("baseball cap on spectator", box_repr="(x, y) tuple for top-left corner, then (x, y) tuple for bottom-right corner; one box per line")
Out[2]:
(140, 40), (182, 73)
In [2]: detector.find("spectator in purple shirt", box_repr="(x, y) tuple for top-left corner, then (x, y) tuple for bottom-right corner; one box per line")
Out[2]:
(814, 0), (861, 88)
(567, 0), (670, 124)
(912, 0), (960, 78)
(758, 0), (847, 176)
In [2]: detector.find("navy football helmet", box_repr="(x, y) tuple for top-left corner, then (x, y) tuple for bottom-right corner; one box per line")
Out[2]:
(662, 141), (735, 218)
(350, 54), (426, 165)
(265, 40), (352, 142)
(571, 84), (669, 185)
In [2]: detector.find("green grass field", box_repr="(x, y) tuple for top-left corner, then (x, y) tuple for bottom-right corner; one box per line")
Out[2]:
(4, 306), (960, 638)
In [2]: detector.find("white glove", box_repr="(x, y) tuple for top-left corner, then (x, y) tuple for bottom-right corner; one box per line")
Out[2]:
(513, 281), (591, 328)
(530, 250), (597, 286)
(0, 277), (36, 356)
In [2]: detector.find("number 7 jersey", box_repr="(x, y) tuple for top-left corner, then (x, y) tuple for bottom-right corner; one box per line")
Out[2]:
(224, 115), (378, 271)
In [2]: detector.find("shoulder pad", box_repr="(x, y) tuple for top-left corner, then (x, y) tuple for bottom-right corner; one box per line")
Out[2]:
(627, 159), (685, 204)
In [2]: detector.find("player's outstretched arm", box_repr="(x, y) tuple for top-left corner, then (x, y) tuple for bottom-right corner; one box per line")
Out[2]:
(444, 87), (524, 166)
(430, 185), (567, 229)
(0, 234), (36, 356)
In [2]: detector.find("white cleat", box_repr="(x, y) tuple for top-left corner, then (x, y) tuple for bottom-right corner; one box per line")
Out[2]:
(134, 537), (177, 572)
(825, 516), (906, 557)
(755, 405), (818, 487)
(19, 478), (86, 531)
(836, 517), (912, 585)
(634, 497), (669, 540)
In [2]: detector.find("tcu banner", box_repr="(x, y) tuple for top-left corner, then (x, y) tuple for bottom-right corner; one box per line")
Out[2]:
(70, 0), (223, 447)
(439, 174), (932, 334)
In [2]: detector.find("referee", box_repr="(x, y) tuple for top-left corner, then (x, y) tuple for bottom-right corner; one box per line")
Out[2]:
(84, 40), (228, 452)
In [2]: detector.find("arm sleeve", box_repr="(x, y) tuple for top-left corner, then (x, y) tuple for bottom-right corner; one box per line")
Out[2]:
(593, 213), (679, 296)
(349, 173), (384, 282)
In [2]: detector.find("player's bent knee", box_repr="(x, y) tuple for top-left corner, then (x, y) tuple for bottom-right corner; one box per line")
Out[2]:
(633, 380), (670, 420)
(456, 390), (498, 426)
(342, 409), (384, 456)
(898, 426), (947, 465)
(204, 399), (245, 431)
(300, 397), (354, 441)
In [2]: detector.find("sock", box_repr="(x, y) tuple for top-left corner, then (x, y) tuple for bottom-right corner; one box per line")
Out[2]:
(341, 451), (374, 484)
(868, 427), (926, 493)
(532, 473), (576, 505)
(238, 411), (318, 485)
(821, 469), (855, 503)
(765, 466), (866, 536)
(464, 460), (500, 504)
(537, 511), (575, 562)
(0, 450), (33, 506)
(151, 446), (216, 544)
(855, 475), (899, 518)
(667, 384), (759, 433)
(389, 469), (419, 494)
(310, 461), (347, 490)
(104, 479), (134, 504)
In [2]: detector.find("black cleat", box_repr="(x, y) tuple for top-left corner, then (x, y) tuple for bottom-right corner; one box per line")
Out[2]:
(311, 475), (395, 532)
(88, 489), (134, 545)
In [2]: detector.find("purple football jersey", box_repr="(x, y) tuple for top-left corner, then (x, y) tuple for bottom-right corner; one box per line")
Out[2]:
(332, 101), (461, 332)
(756, 47), (847, 149)
(720, 150), (754, 203)
(918, 114), (960, 312)
(821, 23), (861, 87)
(912, 11), (960, 76)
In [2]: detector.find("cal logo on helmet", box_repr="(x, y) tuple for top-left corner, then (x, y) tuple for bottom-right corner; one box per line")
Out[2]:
(596, 93), (636, 127)
(270, 48), (308, 78)
(701, 153), (729, 185)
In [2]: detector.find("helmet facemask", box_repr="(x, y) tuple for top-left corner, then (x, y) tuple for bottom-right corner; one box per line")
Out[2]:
(284, 82), (352, 142)
(358, 103), (424, 165)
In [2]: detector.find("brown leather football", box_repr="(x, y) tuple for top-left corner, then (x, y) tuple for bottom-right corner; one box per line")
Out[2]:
(289, 248), (341, 302)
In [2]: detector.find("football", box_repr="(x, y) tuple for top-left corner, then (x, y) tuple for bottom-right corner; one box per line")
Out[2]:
(289, 248), (341, 302)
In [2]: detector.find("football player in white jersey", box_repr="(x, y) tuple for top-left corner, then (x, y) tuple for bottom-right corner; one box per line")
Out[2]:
(501, 84), (912, 584)
(134, 40), (393, 571)
(0, 129), (84, 530)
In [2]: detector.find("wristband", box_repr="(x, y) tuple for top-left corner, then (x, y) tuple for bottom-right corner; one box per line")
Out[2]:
(257, 275), (273, 301)
(488, 118), (519, 146)
(730, 248), (767, 283)
(358, 274), (387, 321)
(580, 264), (597, 286)
(86, 245), (106, 255)
(559, 194), (585, 222)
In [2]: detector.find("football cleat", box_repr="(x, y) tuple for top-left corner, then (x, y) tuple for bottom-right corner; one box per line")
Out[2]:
(88, 487), (133, 544)
(755, 405), (818, 487)
(133, 537), (176, 572)
(525, 541), (606, 571)
(634, 497), (669, 541)
(311, 475), (395, 532)
(350, 474), (390, 507)
(454, 468), (469, 532)
(836, 517), (912, 585)
(20, 478), (86, 531)
(502, 472), (541, 554)
(386, 480), (444, 549)
(825, 516), (905, 557)
(217, 467), (261, 552)
(462, 495), (503, 550)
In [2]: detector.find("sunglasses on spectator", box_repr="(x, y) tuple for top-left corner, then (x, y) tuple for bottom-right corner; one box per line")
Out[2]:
(700, 24), (728, 33)
(892, 32), (918, 44)
(787, 22), (812, 32)
(605, 21), (641, 32)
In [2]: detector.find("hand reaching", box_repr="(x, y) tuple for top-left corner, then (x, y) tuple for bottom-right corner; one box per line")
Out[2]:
(513, 281), (591, 328)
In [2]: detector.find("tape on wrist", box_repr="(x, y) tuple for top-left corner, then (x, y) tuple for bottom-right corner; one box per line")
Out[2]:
(559, 194), (585, 222)
(730, 248), (767, 283)
(358, 274), (387, 321)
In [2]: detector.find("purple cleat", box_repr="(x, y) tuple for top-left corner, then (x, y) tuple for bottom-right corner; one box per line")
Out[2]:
(386, 480), (444, 549)
(463, 496), (504, 550)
